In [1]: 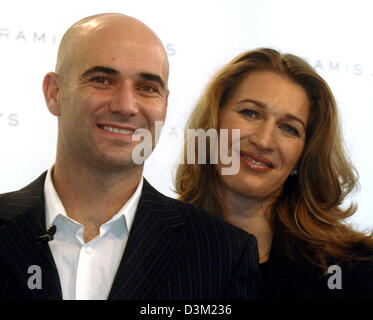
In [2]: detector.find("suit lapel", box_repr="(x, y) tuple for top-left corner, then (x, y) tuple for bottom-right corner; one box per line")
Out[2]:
(0, 173), (62, 299)
(108, 180), (187, 300)
(1, 176), (187, 300)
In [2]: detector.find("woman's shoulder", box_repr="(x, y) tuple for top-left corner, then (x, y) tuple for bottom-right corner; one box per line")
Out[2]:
(339, 257), (373, 298)
(321, 249), (373, 300)
(267, 236), (373, 299)
(269, 254), (373, 300)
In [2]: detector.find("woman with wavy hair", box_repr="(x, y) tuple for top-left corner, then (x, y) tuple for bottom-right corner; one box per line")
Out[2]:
(175, 48), (373, 299)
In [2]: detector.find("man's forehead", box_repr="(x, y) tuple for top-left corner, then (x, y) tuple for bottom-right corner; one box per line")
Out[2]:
(73, 41), (167, 73)
(57, 14), (169, 83)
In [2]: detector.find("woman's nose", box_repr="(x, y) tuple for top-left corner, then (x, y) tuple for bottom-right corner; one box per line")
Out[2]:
(248, 122), (276, 151)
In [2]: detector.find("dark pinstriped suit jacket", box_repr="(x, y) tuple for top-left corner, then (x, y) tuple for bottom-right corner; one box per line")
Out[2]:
(0, 172), (263, 300)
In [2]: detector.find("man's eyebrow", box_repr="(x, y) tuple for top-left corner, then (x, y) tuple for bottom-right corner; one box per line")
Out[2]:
(80, 66), (119, 78)
(139, 72), (166, 91)
(237, 98), (307, 130)
(80, 68), (166, 91)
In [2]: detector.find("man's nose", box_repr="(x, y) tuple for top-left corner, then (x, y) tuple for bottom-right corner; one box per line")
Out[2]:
(248, 121), (276, 151)
(109, 82), (139, 116)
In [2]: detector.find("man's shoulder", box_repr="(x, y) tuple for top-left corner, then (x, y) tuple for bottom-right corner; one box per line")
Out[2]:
(0, 172), (46, 226)
(144, 182), (256, 244)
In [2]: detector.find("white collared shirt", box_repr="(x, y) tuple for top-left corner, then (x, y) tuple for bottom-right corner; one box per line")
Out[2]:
(44, 167), (143, 300)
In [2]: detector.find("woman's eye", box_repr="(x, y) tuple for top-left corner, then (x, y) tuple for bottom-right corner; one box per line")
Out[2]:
(281, 125), (299, 137)
(240, 109), (259, 118)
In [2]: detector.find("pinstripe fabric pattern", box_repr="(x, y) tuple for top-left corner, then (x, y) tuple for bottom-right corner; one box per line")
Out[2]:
(0, 173), (263, 300)
(0, 173), (62, 299)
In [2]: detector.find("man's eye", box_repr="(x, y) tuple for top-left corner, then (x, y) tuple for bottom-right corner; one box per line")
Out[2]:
(90, 77), (110, 85)
(140, 85), (157, 94)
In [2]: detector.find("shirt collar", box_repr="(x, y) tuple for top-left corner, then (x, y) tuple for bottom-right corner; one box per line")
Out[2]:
(44, 166), (143, 233)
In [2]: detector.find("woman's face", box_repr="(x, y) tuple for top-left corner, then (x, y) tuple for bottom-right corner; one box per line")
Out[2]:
(216, 71), (310, 201)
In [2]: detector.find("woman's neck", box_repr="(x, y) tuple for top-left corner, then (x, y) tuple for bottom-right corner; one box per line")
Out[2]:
(221, 189), (274, 263)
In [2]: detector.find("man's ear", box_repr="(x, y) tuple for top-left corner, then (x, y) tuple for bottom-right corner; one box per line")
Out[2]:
(42, 72), (62, 116)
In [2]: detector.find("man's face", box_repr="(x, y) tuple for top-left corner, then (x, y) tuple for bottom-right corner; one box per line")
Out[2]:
(54, 21), (169, 172)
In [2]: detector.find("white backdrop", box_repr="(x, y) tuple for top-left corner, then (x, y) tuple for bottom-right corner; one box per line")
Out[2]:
(0, 0), (372, 231)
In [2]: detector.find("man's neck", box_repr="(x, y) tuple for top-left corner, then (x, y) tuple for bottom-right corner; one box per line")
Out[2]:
(52, 159), (142, 242)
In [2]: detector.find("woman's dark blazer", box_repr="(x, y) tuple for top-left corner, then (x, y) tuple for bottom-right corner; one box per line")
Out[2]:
(260, 236), (373, 300)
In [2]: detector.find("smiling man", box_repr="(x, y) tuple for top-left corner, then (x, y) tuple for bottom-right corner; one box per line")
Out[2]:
(0, 13), (262, 300)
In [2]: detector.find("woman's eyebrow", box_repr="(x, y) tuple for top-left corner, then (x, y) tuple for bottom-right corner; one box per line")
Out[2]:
(237, 98), (306, 130)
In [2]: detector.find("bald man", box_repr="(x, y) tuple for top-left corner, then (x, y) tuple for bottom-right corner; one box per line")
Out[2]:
(0, 13), (262, 300)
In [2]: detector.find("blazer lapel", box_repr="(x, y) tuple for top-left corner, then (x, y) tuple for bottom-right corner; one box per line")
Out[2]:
(108, 180), (187, 300)
(0, 173), (62, 299)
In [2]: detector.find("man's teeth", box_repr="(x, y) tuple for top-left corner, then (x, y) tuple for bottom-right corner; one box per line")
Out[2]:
(103, 126), (133, 134)
(242, 154), (270, 167)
